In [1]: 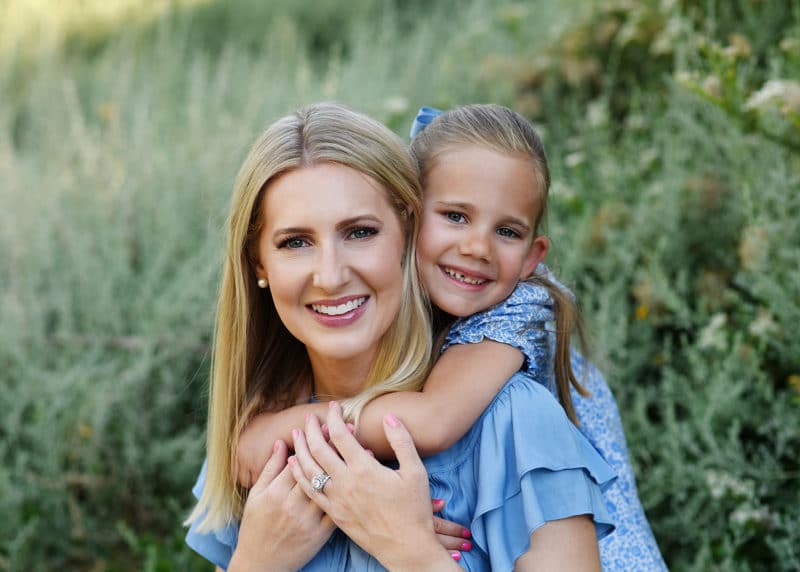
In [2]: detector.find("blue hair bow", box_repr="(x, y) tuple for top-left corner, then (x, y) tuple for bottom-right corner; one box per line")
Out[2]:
(409, 106), (442, 139)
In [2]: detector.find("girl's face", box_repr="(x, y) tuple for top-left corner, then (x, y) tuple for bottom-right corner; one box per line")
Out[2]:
(255, 163), (406, 370)
(417, 145), (548, 317)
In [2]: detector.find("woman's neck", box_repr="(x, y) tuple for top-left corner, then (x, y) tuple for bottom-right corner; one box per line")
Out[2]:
(307, 350), (375, 400)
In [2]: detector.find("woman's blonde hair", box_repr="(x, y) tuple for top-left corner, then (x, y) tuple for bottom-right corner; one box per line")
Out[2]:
(411, 104), (589, 424)
(187, 102), (431, 532)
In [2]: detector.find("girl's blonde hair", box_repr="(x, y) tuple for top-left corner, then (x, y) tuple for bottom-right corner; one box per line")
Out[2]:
(187, 102), (431, 532)
(410, 103), (589, 424)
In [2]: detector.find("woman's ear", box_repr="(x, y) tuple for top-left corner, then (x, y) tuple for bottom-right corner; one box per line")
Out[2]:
(519, 235), (549, 279)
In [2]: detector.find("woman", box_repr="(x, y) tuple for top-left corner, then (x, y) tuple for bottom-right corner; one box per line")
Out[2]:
(185, 102), (614, 570)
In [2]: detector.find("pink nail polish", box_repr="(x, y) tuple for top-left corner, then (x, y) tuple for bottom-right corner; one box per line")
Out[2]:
(292, 428), (299, 440)
(450, 552), (461, 562)
(273, 441), (281, 453)
(462, 528), (471, 539)
(329, 400), (338, 409)
(461, 541), (472, 551)
(385, 413), (400, 427)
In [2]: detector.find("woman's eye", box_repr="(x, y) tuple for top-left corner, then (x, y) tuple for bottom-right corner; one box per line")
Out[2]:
(497, 227), (521, 239)
(348, 226), (378, 240)
(279, 237), (309, 249)
(445, 212), (466, 223)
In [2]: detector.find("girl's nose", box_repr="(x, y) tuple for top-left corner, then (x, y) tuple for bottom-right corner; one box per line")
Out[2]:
(459, 230), (491, 261)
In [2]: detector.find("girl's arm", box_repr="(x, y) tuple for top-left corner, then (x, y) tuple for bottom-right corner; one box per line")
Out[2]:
(357, 340), (524, 458)
(514, 516), (600, 572)
(236, 402), (329, 488)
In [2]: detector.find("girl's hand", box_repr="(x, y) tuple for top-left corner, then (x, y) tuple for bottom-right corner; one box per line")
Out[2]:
(432, 500), (473, 552)
(228, 439), (336, 572)
(290, 403), (462, 572)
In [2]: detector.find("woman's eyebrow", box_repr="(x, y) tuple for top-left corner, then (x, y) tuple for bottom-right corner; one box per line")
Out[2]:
(271, 226), (310, 238)
(335, 214), (384, 231)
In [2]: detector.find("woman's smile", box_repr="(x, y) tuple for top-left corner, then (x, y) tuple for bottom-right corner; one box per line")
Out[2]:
(308, 295), (370, 325)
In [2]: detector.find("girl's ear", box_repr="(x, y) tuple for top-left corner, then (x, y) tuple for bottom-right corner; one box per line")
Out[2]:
(519, 235), (549, 279)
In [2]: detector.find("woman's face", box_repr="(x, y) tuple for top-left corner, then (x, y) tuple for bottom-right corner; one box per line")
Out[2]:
(255, 162), (406, 369)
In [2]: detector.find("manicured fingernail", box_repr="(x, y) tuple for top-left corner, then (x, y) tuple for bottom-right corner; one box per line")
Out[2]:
(450, 551), (461, 562)
(461, 541), (472, 551)
(305, 412), (312, 422)
(346, 422), (355, 433)
(287, 455), (296, 466)
(273, 441), (281, 453)
(329, 400), (338, 409)
(292, 428), (299, 440)
(462, 528), (471, 539)
(385, 413), (400, 427)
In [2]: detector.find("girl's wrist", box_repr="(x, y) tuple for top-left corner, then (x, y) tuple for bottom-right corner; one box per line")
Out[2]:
(381, 538), (462, 572)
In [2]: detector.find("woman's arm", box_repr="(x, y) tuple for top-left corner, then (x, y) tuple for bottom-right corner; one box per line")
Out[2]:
(515, 516), (601, 572)
(356, 340), (524, 458)
(236, 402), (329, 487)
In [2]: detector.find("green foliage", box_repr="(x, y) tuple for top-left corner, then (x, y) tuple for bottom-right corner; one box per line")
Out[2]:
(1, 0), (797, 570)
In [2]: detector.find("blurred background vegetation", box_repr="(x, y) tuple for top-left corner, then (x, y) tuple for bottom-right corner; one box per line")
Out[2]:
(1, 0), (798, 570)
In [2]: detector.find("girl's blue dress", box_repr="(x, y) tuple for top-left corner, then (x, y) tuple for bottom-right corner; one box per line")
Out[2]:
(187, 373), (616, 570)
(444, 280), (667, 571)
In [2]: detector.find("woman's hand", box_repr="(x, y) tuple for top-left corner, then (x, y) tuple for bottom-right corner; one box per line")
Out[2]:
(289, 402), (462, 572)
(228, 439), (336, 572)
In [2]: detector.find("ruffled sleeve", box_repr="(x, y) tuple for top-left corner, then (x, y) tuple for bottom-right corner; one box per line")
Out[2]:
(184, 460), (239, 570)
(425, 373), (616, 571)
(442, 282), (555, 378)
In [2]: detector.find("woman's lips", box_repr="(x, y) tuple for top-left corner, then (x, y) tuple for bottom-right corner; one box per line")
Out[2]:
(307, 295), (369, 326)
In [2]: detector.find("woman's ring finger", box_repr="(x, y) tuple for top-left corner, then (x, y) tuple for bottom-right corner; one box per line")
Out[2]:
(310, 472), (332, 494)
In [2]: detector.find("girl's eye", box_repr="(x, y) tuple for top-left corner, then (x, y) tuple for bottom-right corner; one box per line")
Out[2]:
(445, 212), (466, 224)
(496, 227), (521, 239)
(279, 237), (310, 249)
(348, 226), (378, 240)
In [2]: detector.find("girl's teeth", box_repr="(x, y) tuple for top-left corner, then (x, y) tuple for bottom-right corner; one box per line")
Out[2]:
(311, 297), (366, 316)
(444, 268), (485, 285)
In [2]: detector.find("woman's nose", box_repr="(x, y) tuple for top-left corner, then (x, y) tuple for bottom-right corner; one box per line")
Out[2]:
(459, 230), (491, 261)
(312, 243), (350, 291)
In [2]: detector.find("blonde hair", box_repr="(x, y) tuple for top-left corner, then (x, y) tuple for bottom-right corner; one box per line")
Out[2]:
(187, 102), (431, 532)
(411, 104), (589, 424)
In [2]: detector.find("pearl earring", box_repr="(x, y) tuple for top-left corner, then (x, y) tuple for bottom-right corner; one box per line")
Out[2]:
(257, 278), (268, 288)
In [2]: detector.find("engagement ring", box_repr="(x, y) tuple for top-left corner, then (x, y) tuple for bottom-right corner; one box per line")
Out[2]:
(311, 472), (331, 493)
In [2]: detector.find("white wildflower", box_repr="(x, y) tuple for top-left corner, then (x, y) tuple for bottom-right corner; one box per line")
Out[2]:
(730, 505), (774, 527)
(705, 470), (755, 500)
(698, 313), (729, 351)
(587, 100), (609, 128)
(744, 80), (800, 114)
(383, 96), (409, 114)
(565, 152), (585, 168)
(749, 309), (779, 339)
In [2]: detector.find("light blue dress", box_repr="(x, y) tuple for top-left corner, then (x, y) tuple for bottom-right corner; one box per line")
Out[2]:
(444, 280), (667, 571)
(186, 373), (616, 570)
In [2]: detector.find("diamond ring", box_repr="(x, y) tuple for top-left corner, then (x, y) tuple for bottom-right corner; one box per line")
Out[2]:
(310, 472), (332, 493)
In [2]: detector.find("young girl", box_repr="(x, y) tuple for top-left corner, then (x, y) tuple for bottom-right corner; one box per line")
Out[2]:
(235, 104), (666, 570)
